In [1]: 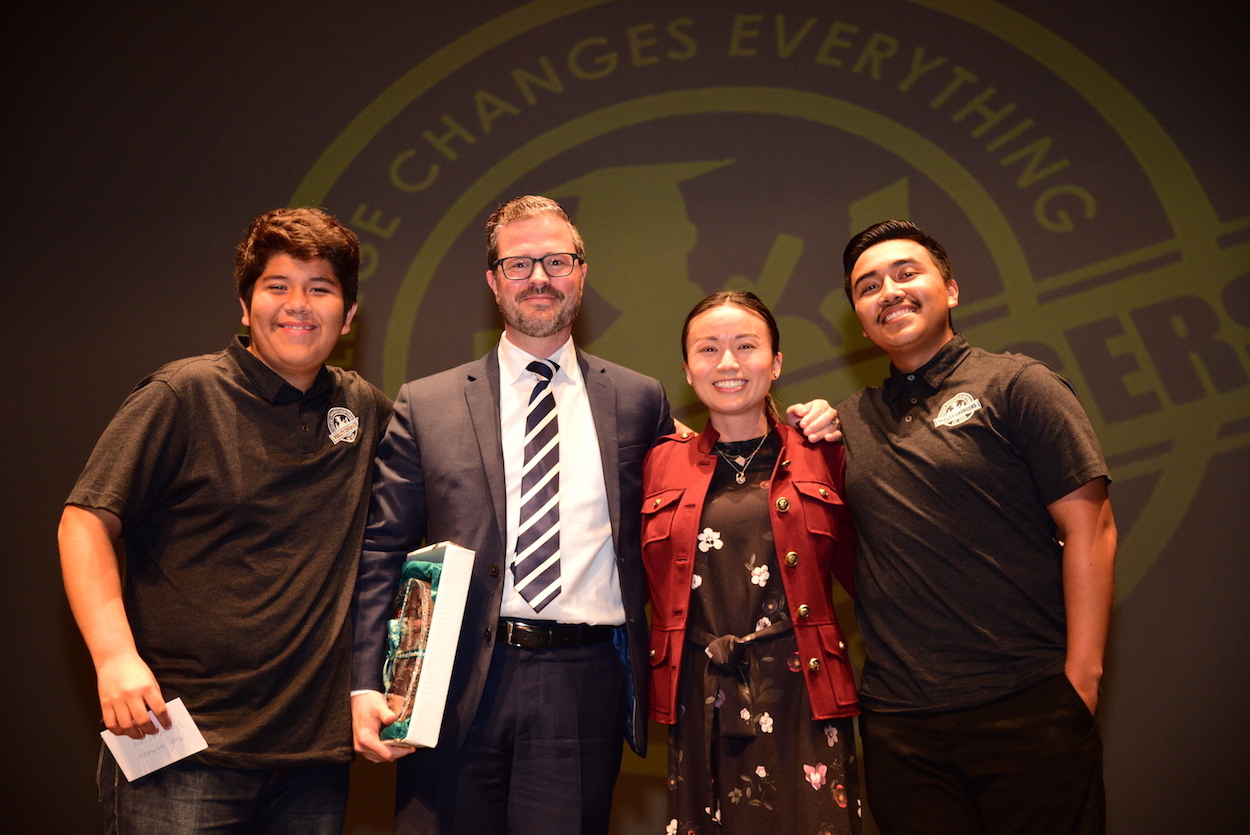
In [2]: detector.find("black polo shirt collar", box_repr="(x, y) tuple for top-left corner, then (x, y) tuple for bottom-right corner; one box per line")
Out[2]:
(228, 335), (333, 405)
(882, 333), (971, 401)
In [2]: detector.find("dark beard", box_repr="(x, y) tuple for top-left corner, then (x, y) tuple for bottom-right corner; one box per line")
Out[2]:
(497, 286), (582, 338)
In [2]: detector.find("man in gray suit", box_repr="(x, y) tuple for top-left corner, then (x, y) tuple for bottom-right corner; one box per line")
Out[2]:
(350, 195), (833, 834)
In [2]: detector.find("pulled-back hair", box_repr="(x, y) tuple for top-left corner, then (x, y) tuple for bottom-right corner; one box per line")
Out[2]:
(485, 195), (586, 268)
(680, 291), (781, 360)
(681, 291), (782, 424)
(235, 208), (360, 309)
(842, 219), (952, 301)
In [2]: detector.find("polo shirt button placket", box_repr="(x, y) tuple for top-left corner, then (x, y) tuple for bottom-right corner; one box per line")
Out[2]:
(300, 418), (315, 455)
(900, 376), (920, 428)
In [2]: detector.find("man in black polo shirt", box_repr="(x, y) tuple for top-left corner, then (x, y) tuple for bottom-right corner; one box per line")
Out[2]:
(837, 220), (1117, 834)
(59, 208), (392, 833)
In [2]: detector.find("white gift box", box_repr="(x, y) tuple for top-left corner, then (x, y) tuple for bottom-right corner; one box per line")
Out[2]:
(380, 541), (475, 748)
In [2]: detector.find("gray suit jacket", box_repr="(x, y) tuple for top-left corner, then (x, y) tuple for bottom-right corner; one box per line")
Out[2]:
(352, 347), (672, 762)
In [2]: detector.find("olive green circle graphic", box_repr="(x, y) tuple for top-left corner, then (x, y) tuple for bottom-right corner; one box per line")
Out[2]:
(291, 0), (1249, 601)
(291, 0), (611, 208)
(379, 87), (1026, 389)
(914, 0), (1246, 601)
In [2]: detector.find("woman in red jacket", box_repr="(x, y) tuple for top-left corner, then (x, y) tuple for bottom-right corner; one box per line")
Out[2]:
(642, 291), (860, 835)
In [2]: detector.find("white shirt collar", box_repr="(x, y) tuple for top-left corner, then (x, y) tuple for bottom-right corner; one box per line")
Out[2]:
(497, 333), (580, 386)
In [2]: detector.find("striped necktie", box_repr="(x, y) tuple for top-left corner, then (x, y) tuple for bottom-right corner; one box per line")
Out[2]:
(513, 359), (561, 611)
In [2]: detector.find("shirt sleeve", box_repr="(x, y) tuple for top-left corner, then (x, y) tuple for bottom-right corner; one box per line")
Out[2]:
(1006, 362), (1109, 506)
(65, 379), (188, 531)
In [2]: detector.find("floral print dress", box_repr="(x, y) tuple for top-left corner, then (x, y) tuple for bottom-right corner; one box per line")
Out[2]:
(665, 432), (860, 835)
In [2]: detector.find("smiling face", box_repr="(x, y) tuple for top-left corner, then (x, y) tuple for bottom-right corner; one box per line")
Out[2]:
(240, 253), (356, 391)
(683, 303), (783, 441)
(849, 238), (959, 372)
(486, 213), (586, 357)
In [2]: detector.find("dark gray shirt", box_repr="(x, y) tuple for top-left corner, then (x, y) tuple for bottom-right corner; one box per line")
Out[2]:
(67, 336), (392, 768)
(838, 335), (1108, 713)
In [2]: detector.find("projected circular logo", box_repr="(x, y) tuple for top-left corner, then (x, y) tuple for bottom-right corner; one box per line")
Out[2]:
(293, 0), (1250, 601)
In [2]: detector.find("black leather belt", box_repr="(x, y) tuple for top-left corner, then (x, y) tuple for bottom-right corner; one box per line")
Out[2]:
(497, 619), (613, 649)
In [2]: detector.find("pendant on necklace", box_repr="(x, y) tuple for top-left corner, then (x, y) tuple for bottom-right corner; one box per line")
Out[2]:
(734, 455), (747, 466)
(735, 472), (746, 484)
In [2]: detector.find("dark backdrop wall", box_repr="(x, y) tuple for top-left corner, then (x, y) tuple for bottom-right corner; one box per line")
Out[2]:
(6, 2), (1246, 831)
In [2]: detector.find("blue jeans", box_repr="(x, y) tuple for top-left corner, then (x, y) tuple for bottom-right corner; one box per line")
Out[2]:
(98, 744), (349, 834)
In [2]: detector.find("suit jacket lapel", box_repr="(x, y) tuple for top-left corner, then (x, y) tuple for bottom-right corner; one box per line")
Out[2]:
(465, 351), (508, 548)
(580, 350), (622, 545)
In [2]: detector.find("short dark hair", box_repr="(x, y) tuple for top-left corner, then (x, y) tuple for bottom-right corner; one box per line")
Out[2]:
(235, 208), (360, 309)
(485, 195), (586, 268)
(842, 219), (953, 301)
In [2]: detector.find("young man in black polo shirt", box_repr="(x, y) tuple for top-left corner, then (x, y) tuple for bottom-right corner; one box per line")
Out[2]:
(837, 220), (1117, 834)
(59, 208), (392, 833)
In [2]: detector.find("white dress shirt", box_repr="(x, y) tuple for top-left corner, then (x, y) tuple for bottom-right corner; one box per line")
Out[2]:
(496, 334), (624, 625)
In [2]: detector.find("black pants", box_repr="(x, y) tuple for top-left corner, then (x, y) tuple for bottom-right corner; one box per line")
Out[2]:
(861, 674), (1104, 835)
(395, 640), (627, 835)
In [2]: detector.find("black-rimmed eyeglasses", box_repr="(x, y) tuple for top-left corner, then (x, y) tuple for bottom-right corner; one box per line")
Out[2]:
(492, 252), (582, 280)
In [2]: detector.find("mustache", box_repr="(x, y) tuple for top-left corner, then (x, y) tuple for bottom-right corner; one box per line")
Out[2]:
(877, 297), (914, 324)
(516, 286), (565, 302)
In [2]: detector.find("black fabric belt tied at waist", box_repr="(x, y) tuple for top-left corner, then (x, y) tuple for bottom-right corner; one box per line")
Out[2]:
(692, 618), (795, 739)
(497, 618), (614, 649)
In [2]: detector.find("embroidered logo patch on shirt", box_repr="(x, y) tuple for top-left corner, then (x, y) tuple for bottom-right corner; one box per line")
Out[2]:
(328, 406), (359, 444)
(934, 392), (983, 427)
